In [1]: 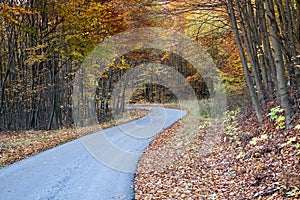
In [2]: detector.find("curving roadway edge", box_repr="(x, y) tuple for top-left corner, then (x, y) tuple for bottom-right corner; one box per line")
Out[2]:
(0, 106), (186, 200)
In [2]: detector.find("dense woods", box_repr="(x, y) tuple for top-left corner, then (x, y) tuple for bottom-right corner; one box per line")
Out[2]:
(0, 0), (299, 131)
(0, 0), (153, 130)
(0, 0), (212, 131)
(226, 0), (300, 127)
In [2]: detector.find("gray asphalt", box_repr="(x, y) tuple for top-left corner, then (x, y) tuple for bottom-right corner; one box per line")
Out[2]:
(0, 106), (186, 200)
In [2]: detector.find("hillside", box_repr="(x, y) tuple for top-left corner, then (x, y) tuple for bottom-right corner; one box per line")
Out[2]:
(135, 100), (300, 199)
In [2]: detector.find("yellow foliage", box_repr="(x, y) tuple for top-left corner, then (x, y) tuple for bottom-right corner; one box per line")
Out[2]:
(0, 4), (36, 24)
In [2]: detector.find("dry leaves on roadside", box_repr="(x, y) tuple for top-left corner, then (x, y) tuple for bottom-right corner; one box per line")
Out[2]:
(0, 109), (149, 167)
(134, 101), (300, 199)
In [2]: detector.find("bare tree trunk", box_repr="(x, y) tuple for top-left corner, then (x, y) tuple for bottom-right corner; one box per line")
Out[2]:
(256, 0), (278, 97)
(296, 0), (300, 47)
(236, 1), (264, 100)
(0, 68), (10, 115)
(266, 0), (293, 127)
(227, 0), (263, 122)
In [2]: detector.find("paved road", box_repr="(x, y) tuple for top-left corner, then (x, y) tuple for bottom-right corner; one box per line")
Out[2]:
(0, 106), (186, 200)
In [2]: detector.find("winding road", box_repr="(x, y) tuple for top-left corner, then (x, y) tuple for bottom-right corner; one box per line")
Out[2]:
(0, 106), (186, 200)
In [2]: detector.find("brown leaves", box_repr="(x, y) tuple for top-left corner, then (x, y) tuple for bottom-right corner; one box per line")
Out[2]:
(134, 100), (300, 199)
(0, 109), (148, 168)
(0, 129), (79, 167)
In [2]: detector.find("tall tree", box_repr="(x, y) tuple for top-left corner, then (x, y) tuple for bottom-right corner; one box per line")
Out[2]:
(224, 0), (299, 127)
(226, 0), (263, 122)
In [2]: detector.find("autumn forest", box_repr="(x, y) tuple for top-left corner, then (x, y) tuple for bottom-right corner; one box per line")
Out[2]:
(0, 0), (299, 198)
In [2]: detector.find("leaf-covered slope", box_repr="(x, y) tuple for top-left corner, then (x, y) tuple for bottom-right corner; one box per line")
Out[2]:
(135, 101), (300, 199)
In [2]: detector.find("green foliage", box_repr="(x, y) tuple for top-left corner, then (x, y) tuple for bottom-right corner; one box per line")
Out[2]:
(268, 106), (285, 130)
(268, 106), (283, 119)
(285, 186), (300, 197)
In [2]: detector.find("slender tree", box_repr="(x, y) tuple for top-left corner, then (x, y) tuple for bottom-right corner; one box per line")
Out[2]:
(226, 0), (263, 122)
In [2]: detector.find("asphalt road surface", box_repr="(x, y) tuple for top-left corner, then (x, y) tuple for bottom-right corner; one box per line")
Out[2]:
(0, 106), (186, 200)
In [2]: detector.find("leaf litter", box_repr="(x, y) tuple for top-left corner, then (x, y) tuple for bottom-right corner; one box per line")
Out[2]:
(0, 109), (149, 167)
(134, 100), (299, 199)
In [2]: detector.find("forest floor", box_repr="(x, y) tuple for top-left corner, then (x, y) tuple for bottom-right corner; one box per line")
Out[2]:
(135, 100), (300, 199)
(0, 109), (149, 167)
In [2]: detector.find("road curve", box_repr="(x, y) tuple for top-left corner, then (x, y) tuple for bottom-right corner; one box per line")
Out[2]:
(0, 106), (186, 200)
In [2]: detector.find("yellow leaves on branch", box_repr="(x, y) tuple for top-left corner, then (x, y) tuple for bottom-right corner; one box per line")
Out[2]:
(56, 0), (130, 60)
(24, 53), (47, 67)
(116, 57), (131, 70)
(0, 4), (36, 25)
(24, 44), (49, 66)
(60, 0), (127, 36)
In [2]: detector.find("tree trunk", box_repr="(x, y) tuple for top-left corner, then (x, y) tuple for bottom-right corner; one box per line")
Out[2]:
(237, 1), (265, 100)
(256, 0), (278, 96)
(227, 0), (263, 122)
(266, 0), (293, 127)
(296, 0), (300, 47)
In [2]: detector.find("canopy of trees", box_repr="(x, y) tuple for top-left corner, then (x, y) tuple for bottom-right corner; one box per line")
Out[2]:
(0, 0), (299, 131)
(0, 0), (154, 130)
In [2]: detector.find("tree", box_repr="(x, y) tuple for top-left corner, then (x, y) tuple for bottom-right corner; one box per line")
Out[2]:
(224, 0), (299, 127)
(226, 0), (263, 122)
(0, 0), (154, 130)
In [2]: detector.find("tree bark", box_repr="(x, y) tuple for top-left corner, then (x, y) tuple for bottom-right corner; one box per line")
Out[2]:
(236, 1), (264, 100)
(256, 0), (278, 96)
(296, 0), (300, 47)
(227, 0), (263, 122)
(266, 0), (294, 127)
